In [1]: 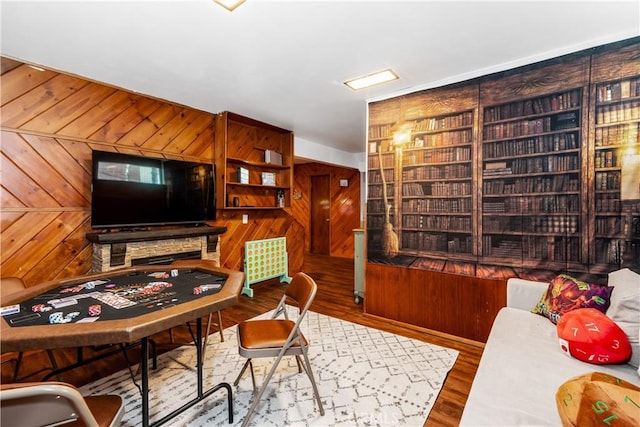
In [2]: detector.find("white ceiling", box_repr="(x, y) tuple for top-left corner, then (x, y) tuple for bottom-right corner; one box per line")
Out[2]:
(1, 0), (639, 165)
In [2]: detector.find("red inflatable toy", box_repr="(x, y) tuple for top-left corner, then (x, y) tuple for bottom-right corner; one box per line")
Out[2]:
(557, 308), (631, 365)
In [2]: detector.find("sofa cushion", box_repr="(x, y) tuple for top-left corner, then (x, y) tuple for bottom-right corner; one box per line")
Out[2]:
(557, 308), (631, 364)
(607, 268), (640, 370)
(459, 307), (639, 426)
(532, 274), (612, 324)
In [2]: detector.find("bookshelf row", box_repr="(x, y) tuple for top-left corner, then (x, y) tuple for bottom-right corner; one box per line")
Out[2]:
(402, 214), (472, 231)
(483, 90), (581, 123)
(483, 112), (579, 141)
(402, 232), (473, 254)
(367, 184), (394, 198)
(595, 171), (621, 191)
(595, 150), (621, 168)
(484, 215), (579, 234)
(483, 132), (578, 158)
(483, 236), (581, 262)
(596, 216), (632, 236)
(403, 146), (471, 164)
(410, 129), (473, 147)
(412, 111), (474, 132)
(367, 214), (394, 229)
(594, 123), (639, 146)
(368, 123), (393, 140)
(368, 169), (394, 183)
(402, 198), (472, 213)
(367, 153), (394, 169)
(483, 154), (579, 176)
(596, 77), (640, 102)
(402, 182), (472, 197)
(596, 101), (640, 124)
(482, 194), (580, 213)
(482, 175), (579, 195)
(403, 164), (471, 180)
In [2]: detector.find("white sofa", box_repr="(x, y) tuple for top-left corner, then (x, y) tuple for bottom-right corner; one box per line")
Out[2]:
(460, 268), (640, 426)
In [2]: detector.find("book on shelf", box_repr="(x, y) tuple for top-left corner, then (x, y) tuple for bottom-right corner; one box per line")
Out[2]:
(237, 167), (249, 184)
(261, 172), (276, 186)
(264, 149), (283, 165)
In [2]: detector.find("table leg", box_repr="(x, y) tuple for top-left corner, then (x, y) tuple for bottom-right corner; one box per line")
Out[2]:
(141, 337), (149, 427)
(196, 318), (203, 396)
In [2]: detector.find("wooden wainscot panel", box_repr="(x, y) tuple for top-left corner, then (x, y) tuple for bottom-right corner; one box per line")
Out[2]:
(365, 263), (506, 342)
(480, 55), (591, 105)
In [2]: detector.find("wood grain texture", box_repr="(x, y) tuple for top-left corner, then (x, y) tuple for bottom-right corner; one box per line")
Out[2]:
(292, 162), (361, 257)
(479, 55), (590, 104)
(365, 262), (506, 343)
(0, 56), (231, 286)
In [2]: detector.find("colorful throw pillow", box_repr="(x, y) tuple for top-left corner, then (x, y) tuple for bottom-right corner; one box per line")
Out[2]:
(556, 372), (640, 427)
(557, 308), (631, 364)
(532, 274), (613, 324)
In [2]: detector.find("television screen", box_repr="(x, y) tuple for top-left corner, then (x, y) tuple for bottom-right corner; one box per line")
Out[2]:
(91, 150), (215, 229)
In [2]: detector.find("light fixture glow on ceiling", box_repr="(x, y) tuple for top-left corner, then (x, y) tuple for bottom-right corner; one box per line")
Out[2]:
(344, 69), (399, 90)
(214, 0), (246, 11)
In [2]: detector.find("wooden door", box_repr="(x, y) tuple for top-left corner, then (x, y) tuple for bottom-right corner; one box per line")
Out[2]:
(311, 174), (331, 254)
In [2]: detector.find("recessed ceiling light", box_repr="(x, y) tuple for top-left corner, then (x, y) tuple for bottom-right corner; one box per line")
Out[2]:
(214, 0), (246, 11)
(344, 69), (399, 90)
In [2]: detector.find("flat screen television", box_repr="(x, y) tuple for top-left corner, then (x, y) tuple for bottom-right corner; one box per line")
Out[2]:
(91, 150), (215, 229)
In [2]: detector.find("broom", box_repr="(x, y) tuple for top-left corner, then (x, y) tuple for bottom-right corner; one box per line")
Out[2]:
(378, 147), (398, 258)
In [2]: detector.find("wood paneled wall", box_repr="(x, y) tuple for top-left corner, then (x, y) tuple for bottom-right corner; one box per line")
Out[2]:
(292, 162), (361, 258)
(365, 263), (506, 342)
(0, 57), (305, 286)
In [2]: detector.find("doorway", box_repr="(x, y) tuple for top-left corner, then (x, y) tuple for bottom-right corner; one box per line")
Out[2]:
(310, 174), (330, 254)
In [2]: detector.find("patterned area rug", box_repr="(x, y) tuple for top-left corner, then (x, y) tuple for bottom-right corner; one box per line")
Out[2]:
(81, 311), (459, 426)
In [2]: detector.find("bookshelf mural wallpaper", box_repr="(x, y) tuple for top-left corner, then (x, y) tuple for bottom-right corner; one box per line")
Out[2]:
(366, 38), (640, 281)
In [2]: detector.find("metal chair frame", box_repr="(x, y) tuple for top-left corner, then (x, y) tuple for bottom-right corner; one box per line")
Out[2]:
(233, 272), (324, 427)
(1, 381), (124, 427)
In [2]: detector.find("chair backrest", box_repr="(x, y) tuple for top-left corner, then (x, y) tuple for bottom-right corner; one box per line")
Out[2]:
(1, 382), (101, 426)
(1, 276), (27, 298)
(284, 272), (317, 315)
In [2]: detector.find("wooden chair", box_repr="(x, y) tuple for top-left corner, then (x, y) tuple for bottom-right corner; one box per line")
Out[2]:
(233, 272), (324, 427)
(0, 277), (61, 381)
(1, 381), (124, 427)
(169, 260), (225, 358)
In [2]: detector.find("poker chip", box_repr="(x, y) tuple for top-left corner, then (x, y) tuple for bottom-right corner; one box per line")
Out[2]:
(49, 312), (64, 324)
(32, 304), (46, 312)
(88, 304), (102, 317)
(65, 311), (80, 320)
(193, 287), (203, 295)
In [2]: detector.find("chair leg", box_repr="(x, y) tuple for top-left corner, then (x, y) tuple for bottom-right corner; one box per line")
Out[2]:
(241, 355), (286, 427)
(202, 313), (213, 360)
(301, 349), (325, 416)
(11, 352), (23, 382)
(217, 310), (224, 342)
(46, 350), (63, 381)
(248, 360), (256, 392)
(234, 359), (252, 387)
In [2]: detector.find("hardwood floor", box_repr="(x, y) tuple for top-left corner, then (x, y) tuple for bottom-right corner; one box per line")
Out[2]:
(1, 253), (483, 426)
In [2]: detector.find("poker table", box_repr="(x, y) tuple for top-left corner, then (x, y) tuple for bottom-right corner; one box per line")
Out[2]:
(0, 265), (244, 427)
